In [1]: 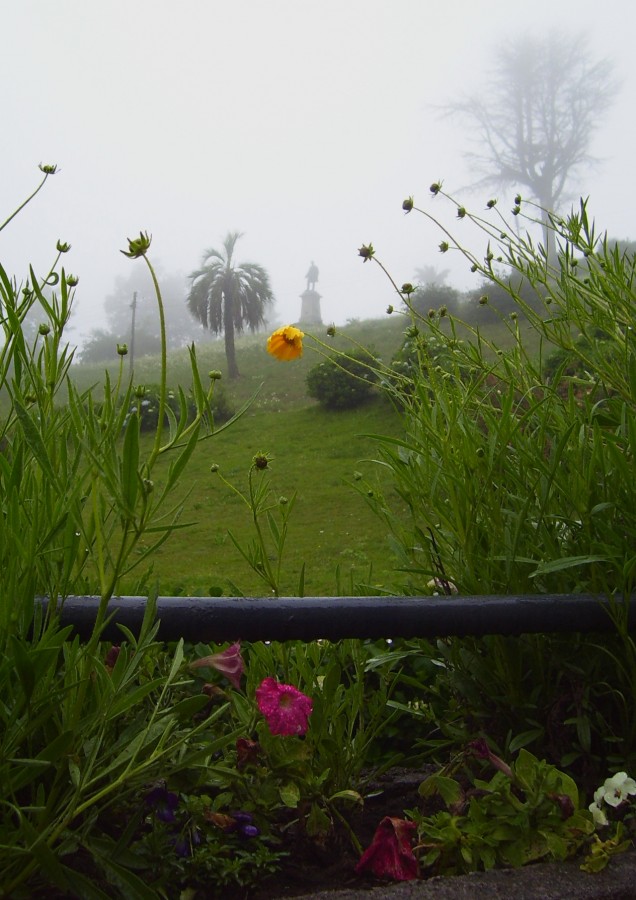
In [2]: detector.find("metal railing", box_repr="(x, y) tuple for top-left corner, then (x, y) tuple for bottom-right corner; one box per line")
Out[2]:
(38, 593), (635, 643)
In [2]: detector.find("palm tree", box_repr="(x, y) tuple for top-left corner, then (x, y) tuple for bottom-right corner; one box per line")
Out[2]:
(186, 232), (274, 378)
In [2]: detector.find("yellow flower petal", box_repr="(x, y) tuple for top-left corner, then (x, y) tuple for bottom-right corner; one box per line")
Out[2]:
(267, 326), (304, 361)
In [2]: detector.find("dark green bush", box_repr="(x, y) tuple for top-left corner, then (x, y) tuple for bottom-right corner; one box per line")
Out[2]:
(407, 283), (463, 318)
(127, 383), (233, 431)
(306, 349), (378, 410)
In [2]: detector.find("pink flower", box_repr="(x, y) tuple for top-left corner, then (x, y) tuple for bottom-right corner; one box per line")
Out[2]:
(190, 642), (244, 690)
(255, 677), (313, 736)
(355, 816), (418, 881)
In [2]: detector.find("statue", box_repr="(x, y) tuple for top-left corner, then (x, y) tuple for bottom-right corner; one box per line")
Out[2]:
(305, 261), (319, 292)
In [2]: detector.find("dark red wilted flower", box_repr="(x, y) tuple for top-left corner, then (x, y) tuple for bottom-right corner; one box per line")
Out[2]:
(469, 738), (513, 779)
(355, 816), (418, 881)
(236, 737), (261, 769)
(104, 644), (121, 672)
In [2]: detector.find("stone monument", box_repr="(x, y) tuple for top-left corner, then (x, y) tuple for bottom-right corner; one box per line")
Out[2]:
(299, 261), (323, 325)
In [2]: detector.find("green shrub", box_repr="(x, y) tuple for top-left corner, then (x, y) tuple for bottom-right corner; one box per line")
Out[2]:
(306, 349), (378, 409)
(128, 382), (233, 431)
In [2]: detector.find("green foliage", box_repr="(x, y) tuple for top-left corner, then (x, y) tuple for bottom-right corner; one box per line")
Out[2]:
(0, 170), (244, 895)
(407, 283), (463, 319)
(356, 191), (636, 774)
(412, 748), (594, 875)
(127, 382), (233, 433)
(306, 348), (379, 410)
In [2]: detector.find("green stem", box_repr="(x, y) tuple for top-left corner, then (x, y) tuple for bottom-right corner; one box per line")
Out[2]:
(143, 255), (167, 467)
(0, 172), (50, 234)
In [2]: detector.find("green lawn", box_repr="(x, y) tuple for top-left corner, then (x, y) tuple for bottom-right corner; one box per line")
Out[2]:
(124, 399), (407, 597)
(68, 313), (542, 597)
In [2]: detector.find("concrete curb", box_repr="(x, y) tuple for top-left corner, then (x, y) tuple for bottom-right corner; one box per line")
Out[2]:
(300, 849), (636, 899)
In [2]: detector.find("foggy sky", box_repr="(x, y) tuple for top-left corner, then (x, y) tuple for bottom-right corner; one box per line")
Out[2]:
(2, 0), (634, 346)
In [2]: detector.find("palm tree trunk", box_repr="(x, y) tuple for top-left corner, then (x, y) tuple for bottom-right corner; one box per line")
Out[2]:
(223, 294), (240, 378)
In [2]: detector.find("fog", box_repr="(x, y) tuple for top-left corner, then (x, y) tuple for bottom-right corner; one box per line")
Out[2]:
(2, 0), (634, 347)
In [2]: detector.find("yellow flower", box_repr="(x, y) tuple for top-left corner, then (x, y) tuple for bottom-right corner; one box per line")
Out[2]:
(267, 325), (304, 361)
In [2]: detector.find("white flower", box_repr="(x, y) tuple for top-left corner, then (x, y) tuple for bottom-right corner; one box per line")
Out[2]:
(588, 800), (609, 827)
(600, 772), (636, 808)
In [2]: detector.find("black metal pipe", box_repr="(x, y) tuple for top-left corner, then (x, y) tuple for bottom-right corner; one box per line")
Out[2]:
(39, 593), (634, 643)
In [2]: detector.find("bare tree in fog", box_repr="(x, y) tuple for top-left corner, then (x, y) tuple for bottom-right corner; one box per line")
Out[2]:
(186, 232), (274, 378)
(446, 32), (618, 257)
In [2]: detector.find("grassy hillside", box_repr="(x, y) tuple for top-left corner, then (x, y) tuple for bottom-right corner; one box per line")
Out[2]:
(71, 316), (408, 410)
(68, 313), (542, 597)
(72, 317), (409, 597)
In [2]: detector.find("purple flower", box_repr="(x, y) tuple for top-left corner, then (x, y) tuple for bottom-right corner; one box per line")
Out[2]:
(145, 785), (179, 823)
(255, 677), (313, 736)
(190, 642), (244, 690)
(173, 827), (201, 857)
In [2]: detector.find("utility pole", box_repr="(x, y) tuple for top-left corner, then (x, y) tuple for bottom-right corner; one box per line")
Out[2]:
(130, 292), (137, 374)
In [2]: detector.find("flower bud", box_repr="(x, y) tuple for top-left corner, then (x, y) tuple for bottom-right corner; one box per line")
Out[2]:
(512, 205), (521, 216)
(66, 274), (79, 287)
(38, 323), (50, 336)
(39, 163), (58, 174)
(479, 295), (488, 305)
(253, 453), (271, 470)
(134, 384), (146, 398)
(439, 241), (449, 253)
(353, 471), (363, 481)
(117, 343), (128, 356)
(401, 283), (414, 294)
(386, 305), (394, 315)
(121, 230), (152, 258)
(358, 243), (375, 262)
(456, 206), (466, 219)
(279, 496), (289, 505)
(326, 324), (336, 337)
(514, 194), (522, 205)
(210, 463), (220, 473)
(429, 182), (441, 195)
(439, 306), (447, 317)
(402, 196), (414, 212)
(428, 308), (436, 318)
(208, 370), (222, 380)
(470, 264), (478, 273)
(56, 240), (71, 253)
(486, 198), (497, 209)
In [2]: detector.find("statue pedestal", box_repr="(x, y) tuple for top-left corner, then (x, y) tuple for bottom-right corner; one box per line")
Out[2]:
(299, 289), (323, 326)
